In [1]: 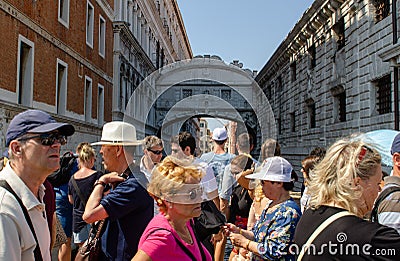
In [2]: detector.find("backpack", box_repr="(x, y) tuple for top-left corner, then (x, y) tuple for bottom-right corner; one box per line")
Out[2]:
(370, 186), (400, 223)
(47, 151), (77, 187)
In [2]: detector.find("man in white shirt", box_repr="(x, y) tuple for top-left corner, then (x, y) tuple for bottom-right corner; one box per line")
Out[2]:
(0, 109), (75, 261)
(140, 135), (164, 180)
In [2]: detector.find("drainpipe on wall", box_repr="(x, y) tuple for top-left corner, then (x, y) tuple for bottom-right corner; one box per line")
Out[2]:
(393, 0), (399, 130)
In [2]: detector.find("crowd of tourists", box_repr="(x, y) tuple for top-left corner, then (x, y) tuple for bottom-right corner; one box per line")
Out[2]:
(0, 109), (400, 261)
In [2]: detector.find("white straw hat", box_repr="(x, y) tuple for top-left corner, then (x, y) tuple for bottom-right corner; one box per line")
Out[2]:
(246, 156), (292, 182)
(92, 121), (143, 146)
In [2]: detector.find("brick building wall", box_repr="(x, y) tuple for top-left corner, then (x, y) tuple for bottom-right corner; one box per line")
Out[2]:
(0, 0), (114, 152)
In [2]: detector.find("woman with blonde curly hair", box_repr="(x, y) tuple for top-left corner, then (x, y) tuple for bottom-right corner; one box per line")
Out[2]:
(133, 156), (212, 261)
(293, 137), (400, 260)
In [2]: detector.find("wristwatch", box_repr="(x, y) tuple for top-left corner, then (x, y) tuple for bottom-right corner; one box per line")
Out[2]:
(93, 180), (106, 188)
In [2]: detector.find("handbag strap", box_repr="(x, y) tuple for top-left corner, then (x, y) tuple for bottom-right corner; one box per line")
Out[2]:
(71, 176), (87, 206)
(94, 219), (106, 238)
(190, 219), (206, 261)
(0, 180), (43, 261)
(297, 210), (354, 261)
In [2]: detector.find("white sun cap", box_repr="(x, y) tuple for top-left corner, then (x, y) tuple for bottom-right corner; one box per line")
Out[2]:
(246, 156), (292, 182)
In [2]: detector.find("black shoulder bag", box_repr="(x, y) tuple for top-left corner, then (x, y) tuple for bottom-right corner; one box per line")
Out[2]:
(0, 180), (43, 261)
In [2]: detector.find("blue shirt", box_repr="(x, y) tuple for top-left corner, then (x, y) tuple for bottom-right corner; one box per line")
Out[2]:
(100, 165), (153, 260)
(252, 198), (301, 261)
(200, 152), (235, 194)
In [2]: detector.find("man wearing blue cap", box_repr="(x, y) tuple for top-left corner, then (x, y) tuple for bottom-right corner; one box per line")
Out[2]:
(0, 109), (74, 261)
(372, 133), (400, 233)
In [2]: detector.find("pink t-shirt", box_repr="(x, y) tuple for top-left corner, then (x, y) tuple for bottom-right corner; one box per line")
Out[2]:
(138, 214), (212, 261)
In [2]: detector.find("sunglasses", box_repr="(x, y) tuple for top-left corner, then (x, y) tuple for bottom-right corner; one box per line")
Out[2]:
(148, 148), (163, 155)
(175, 187), (203, 200)
(18, 133), (67, 146)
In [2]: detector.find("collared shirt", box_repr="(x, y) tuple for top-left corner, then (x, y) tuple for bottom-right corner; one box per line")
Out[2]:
(0, 162), (51, 261)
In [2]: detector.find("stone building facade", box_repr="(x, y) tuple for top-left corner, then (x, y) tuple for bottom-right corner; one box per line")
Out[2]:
(255, 0), (398, 171)
(112, 0), (192, 139)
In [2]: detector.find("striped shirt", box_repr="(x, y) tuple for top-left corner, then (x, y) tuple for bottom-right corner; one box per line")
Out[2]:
(377, 175), (400, 234)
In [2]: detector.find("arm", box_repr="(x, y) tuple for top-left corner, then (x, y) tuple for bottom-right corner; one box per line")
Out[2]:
(247, 202), (256, 231)
(0, 210), (27, 260)
(82, 172), (124, 223)
(132, 250), (152, 261)
(68, 194), (73, 205)
(220, 198), (230, 221)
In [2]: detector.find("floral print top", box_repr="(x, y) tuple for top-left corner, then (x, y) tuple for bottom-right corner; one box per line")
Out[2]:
(251, 198), (301, 261)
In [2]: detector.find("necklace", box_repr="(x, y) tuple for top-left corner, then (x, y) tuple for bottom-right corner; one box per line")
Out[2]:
(175, 225), (193, 244)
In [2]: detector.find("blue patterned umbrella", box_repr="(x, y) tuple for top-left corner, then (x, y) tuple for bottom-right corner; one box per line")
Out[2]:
(361, 129), (400, 167)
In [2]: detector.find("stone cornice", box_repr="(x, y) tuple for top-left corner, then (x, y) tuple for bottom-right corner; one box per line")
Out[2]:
(256, 0), (337, 83)
(378, 42), (400, 67)
(171, 0), (192, 58)
(95, 0), (114, 21)
(113, 21), (156, 71)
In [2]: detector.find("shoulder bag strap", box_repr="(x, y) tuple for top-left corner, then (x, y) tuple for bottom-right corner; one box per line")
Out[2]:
(71, 176), (87, 206)
(0, 180), (43, 261)
(190, 219), (207, 261)
(297, 211), (354, 261)
(370, 186), (400, 222)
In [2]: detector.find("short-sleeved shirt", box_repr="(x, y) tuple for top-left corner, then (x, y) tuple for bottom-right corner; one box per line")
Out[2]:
(294, 206), (400, 260)
(68, 171), (103, 233)
(100, 165), (153, 261)
(252, 198), (301, 261)
(193, 158), (218, 197)
(0, 163), (51, 261)
(138, 214), (212, 261)
(200, 152), (235, 194)
(220, 164), (236, 200)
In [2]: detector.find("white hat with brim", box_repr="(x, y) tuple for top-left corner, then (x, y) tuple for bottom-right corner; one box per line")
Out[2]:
(91, 121), (143, 146)
(246, 156), (292, 182)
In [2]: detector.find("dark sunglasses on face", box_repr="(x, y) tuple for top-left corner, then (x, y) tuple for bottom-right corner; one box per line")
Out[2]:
(148, 148), (163, 155)
(18, 133), (67, 146)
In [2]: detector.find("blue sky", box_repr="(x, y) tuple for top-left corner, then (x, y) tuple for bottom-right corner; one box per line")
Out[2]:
(176, 0), (314, 72)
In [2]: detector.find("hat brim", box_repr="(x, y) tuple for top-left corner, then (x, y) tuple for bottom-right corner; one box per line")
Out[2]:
(30, 123), (75, 136)
(91, 140), (143, 146)
(245, 172), (291, 182)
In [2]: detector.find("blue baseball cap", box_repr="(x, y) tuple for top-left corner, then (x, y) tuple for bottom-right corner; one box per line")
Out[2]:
(6, 110), (75, 146)
(391, 133), (400, 155)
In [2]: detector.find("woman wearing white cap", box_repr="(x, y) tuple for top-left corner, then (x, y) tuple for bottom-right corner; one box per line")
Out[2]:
(224, 156), (301, 261)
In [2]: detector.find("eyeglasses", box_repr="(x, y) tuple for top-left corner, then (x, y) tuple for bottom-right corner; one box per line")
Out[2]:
(171, 149), (180, 154)
(148, 148), (163, 155)
(172, 187), (204, 202)
(18, 133), (67, 146)
(178, 187), (203, 200)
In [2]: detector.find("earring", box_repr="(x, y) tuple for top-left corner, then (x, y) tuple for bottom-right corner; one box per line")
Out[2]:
(169, 204), (173, 209)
